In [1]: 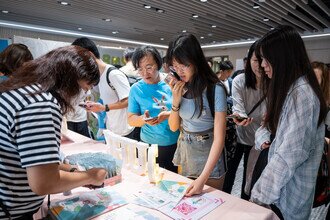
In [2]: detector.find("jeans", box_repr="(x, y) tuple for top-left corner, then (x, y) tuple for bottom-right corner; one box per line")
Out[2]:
(222, 142), (252, 200)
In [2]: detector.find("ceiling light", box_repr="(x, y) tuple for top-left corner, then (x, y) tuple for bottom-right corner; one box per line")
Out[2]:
(200, 0), (208, 2)
(182, 30), (187, 33)
(2, 10), (9, 14)
(0, 20), (168, 48)
(207, 33), (213, 36)
(192, 14), (199, 18)
(156, 8), (165, 13)
(144, 5), (151, 9)
(102, 18), (111, 22)
(160, 38), (164, 41)
(253, 3), (260, 9)
(112, 31), (119, 34)
(270, 27), (274, 30)
(211, 25), (217, 28)
(77, 27), (82, 30)
(58, 1), (70, 6)
(200, 36), (204, 39)
(258, 0), (266, 2)
(263, 17), (269, 22)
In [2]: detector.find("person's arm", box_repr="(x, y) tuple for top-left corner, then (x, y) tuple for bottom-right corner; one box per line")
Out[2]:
(168, 80), (185, 131)
(86, 98), (128, 112)
(27, 163), (107, 195)
(185, 111), (226, 196)
(251, 88), (318, 205)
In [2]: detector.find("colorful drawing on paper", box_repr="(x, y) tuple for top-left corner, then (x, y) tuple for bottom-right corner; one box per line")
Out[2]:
(160, 193), (225, 220)
(50, 187), (127, 220)
(133, 180), (189, 209)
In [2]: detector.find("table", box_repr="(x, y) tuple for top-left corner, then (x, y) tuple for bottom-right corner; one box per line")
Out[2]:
(34, 130), (279, 220)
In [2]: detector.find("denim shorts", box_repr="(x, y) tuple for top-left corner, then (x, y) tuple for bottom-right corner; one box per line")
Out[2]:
(173, 128), (226, 179)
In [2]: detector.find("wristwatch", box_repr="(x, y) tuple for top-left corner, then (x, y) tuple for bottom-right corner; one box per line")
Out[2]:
(104, 104), (110, 112)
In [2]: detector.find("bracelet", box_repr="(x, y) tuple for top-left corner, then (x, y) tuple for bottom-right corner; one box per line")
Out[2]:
(171, 105), (180, 112)
(70, 167), (77, 172)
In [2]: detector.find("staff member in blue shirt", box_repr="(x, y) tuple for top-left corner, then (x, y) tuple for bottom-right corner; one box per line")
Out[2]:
(128, 45), (179, 173)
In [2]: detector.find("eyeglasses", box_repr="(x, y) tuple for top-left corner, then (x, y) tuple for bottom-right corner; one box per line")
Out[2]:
(169, 64), (190, 73)
(137, 64), (156, 74)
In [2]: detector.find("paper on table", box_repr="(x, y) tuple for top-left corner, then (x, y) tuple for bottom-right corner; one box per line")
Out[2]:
(95, 205), (160, 220)
(50, 187), (128, 220)
(160, 193), (225, 220)
(133, 180), (189, 209)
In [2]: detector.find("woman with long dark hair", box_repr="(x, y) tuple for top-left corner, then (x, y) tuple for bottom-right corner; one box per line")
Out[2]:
(166, 33), (227, 196)
(250, 25), (327, 220)
(0, 46), (107, 219)
(222, 41), (267, 200)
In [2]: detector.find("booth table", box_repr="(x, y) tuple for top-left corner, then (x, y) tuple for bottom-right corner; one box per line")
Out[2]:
(34, 130), (279, 220)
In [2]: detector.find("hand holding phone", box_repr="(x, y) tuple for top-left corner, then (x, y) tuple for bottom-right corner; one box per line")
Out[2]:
(164, 73), (188, 95)
(143, 116), (157, 122)
(226, 115), (248, 121)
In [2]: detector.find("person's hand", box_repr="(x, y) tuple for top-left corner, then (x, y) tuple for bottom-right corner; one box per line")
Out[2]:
(85, 101), (105, 113)
(86, 168), (107, 187)
(157, 111), (170, 123)
(261, 141), (271, 149)
(143, 110), (158, 125)
(169, 79), (185, 107)
(185, 177), (206, 197)
(231, 113), (253, 126)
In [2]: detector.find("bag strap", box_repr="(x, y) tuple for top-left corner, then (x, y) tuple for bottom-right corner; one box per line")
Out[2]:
(206, 82), (227, 119)
(106, 66), (117, 91)
(246, 95), (266, 116)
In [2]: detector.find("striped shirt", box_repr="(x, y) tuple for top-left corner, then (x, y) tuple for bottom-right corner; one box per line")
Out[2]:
(0, 84), (61, 219)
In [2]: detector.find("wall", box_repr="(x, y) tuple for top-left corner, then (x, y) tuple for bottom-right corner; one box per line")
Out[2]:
(204, 37), (330, 70)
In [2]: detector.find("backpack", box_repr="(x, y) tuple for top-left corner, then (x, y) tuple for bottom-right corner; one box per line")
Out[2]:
(106, 66), (141, 90)
(206, 82), (237, 162)
(313, 141), (330, 207)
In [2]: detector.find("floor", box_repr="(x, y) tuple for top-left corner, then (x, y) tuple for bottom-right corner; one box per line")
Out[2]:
(231, 159), (329, 220)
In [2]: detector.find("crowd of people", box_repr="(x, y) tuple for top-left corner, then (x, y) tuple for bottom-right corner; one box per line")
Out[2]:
(0, 25), (329, 220)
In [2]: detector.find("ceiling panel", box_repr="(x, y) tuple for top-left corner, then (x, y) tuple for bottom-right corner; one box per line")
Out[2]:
(0, 0), (329, 46)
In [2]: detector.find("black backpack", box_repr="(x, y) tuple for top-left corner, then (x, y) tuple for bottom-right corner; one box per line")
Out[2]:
(106, 66), (141, 90)
(206, 82), (238, 162)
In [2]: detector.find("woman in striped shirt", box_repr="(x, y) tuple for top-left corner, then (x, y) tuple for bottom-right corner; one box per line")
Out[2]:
(0, 46), (107, 220)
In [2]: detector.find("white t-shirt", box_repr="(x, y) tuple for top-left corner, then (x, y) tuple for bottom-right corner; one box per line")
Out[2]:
(66, 90), (89, 122)
(98, 64), (134, 136)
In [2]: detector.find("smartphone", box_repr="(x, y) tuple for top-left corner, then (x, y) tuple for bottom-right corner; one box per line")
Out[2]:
(164, 73), (188, 95)
(144, 116), (157, 122)
(78, 103), (87, 108)
(226, 115), (248, 121)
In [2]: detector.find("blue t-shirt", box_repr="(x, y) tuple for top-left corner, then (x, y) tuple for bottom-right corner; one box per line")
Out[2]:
(128, 80), (179, 146)
(179, 84), (227, 132)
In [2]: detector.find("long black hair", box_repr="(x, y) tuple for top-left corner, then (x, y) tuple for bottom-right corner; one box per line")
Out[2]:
(166, 33), (221, 117)
(256, 25), (327, 134)
(0, 46), (100, 114)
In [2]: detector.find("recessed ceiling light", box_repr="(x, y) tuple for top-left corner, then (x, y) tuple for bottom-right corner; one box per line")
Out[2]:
(200, 36), (204, 39)
(192, 14), (199, 18)
(77, 27), (82, 30)
(58, 1), (70, 6)
(144, 5), (151, 9)
(253, 3), (260, 9)
(112, 31), (119, 34)
(200, 0), (208, 2)
(270, 27), (275, 30)
(160, 38), (164, 41)
(102, 18), (111, 22)
(156, 8), (165, 13)
(263, 17), (269, 21)
(182, 30), (187, 33)
(1, 10), (9, 14)
(211, 25), (217, 28)
(207, 33), (213, 36)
